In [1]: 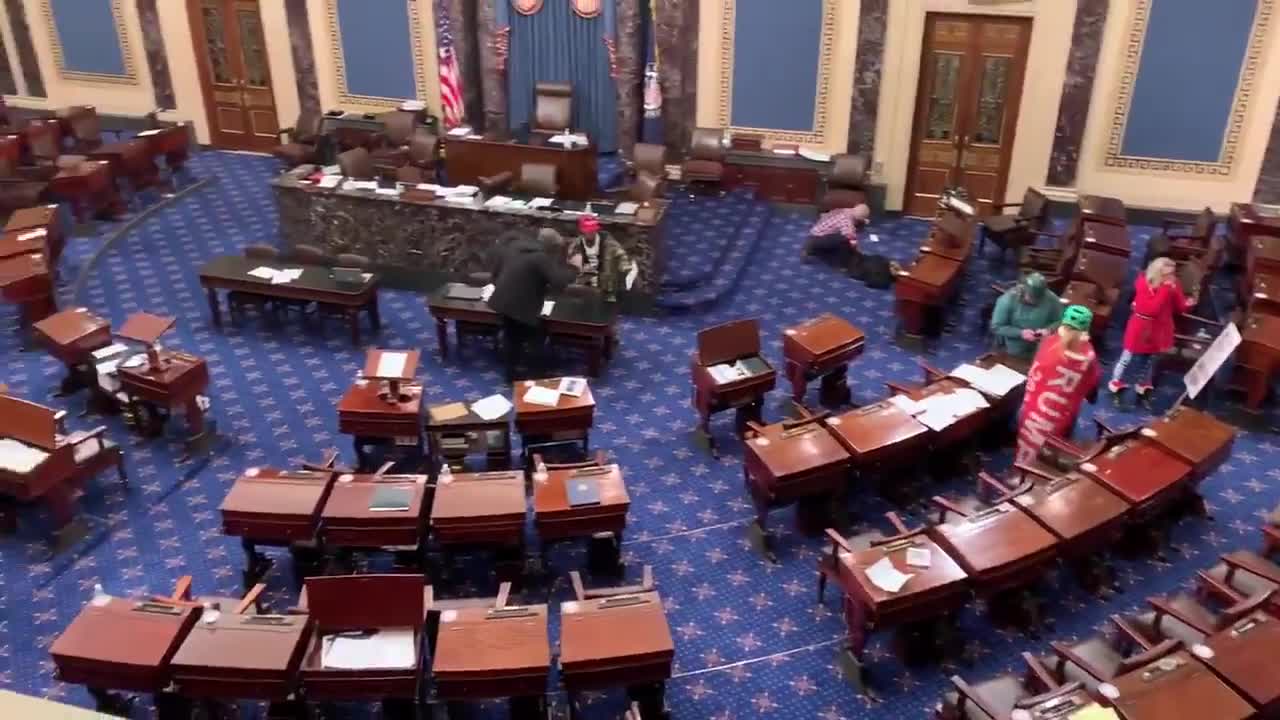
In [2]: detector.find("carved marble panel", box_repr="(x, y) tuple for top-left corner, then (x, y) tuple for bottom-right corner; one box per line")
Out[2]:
(135, 0), (174, 108)
(285, 0), (320, 118)
(847, 0), (885, 157)
(1255, 100), (1280, 204)
(5, 0), (44, 96)
(1047, 0), (1107, 187)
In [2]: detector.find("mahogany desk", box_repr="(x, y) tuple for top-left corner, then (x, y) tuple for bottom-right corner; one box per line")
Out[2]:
(1078, 194), (1126, 227)
(513, 378), (596, 457)
(690, 319), (777, 453)
(1248, 272), (1280, 317)
(430, 470), (527, 581)
(1195, 611), (1280, 715)
(1074, 247), (1130, 289)
(428, 284), (620, 377)
(0, 251), (55, 325)
(86, 138), (161, 197)
(319, 473), (429, 555)
(824, 400), (930, 478)
(1143, 406), (1235, 482)
(899, 377), (994, 452)
(1105, 650), (1254, 720)
(1007, 469), (1129, 591)
(1234, 313), (1280, 410)
(828, 530), (969, 685)
(1062, 280), (1116, 341)
(1232, 203), (1280, 291)
(337, 378), (424, 469)
(5, 204), (63, 262)
(743, 416), (853, 558)
(723, 149), (825, 204)
(426, 399), (513, 472)
(136, 124), (193, 178)
(533, 463), (629, 546)
(432, 604), (552, 718)
(781, 313), (864, 406)
(117, 349), (211, 448)
(169, 611), (312, 702)
(894, 252), (963, 339)
(51, 597), (199, 716)
(1078, 435), (1194, 522)
(50, 159), (121, 223)
(559, 592), (674, 717)
(1079, 218), (1132, 258)
(0, 227), (49, 259)
(927, 503), (1058, 601)
(219, 467), (336, 588)
(32, 307), (111, 396)
(964, 353), (1031, 428)
(443, 133), (597, 200)
(1244, 235), (1280, 303)
(198, 255), (380, 344)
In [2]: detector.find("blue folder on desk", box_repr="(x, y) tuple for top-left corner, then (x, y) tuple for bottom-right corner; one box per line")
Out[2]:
(567, 478), (601, 507)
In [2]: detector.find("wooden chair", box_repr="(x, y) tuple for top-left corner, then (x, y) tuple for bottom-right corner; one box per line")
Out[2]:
(1198, 551), (1280, 617)
(980, 187), (1049, 261)
(393, 128), (439, 183)
(151, 575), (267, 616)
(681, 128), (726, 197)
(568, 564), (654, 602)
(1155, 207), (1217, 262)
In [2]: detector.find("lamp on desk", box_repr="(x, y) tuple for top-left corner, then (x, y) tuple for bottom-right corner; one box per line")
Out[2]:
(363, 349), (420, 405)
(115, 312), (177, 372)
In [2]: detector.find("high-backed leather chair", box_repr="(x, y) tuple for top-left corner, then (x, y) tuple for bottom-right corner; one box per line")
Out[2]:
(393, 129), (439, 183)
(334, 253), (371, 270)
(627, 172), (662, 203)
(61, 105), (103, 154)
(532, 82), (574, 137)
(271, 110), (323, 168)
(337, 147), (375, 180)
(25, 118), (83, 168)
(681, 128), (726, 196)
(819, 154), (868, 211)
(369, 110), (417, 169)
(292, 244), (330, 266)
(479, 162), (558, 196)
(0, 135), (50, 213)
(981, 187), (1049, 260)
(632, 143), (666, 178)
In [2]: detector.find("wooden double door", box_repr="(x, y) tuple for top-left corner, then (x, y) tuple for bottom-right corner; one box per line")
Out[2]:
(187, 0), (279, 151)
(904, 14), (1032, 218)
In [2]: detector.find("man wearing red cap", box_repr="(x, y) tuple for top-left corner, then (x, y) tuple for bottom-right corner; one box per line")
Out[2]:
(569, 214), (635, 299)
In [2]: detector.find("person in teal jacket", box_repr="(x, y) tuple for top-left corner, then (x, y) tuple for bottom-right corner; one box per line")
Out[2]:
(990, 272), (1063, 359)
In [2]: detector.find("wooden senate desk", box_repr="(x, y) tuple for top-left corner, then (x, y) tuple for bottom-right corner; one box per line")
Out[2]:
(824, 400), (930, 479)
(894, 250), (966, 341)
(51, 159), (121, 223)
(443, 133), (597, 200)
(723, 150), (827, 204)
(430, 470), (527, 581)
(1231, 202), (1280, 280)
(337, 375), (424, 470)
(0, 226), (50, 259)
(1142, 406), (1236, 482)
(271, 169), (667, 301)
(51, 597), (199, 717)
(1196, 611), (1280, 714)
(513, 378), (596, 455)
(824, 528), (969, 686)
(743, 414), (853, 558)
(428, 281), (620, 377)
(319, 472), (429, 556)
(1105, 650), (1254, 720)
(1077, 194), (1127, 227)
(1247, 272), (1280, 317)
(533, 462), (629, 547)
(32, 307), (111, 394)
(0, 251), (55, 325)
(432, 603), (551, 718)
(559, 592), (674, 716)
(1234, 312), (1280, 410)
(198, 255), (381, 344)
(168, 611), (312, 703)
(87, 139), (162, 197)
(1076, 433), (1194, 521)
(5, 204), (64, 262)
(1079, 218), (1132, 258)
(927, 502), (1058, 600)
(426, 398), (513, 472)
(135, 124), (194, 178)
(896, 377), (994, 452)
(781, 313), (864, 406)
(219, 467), (335, 588)
(117, 349), (211, 448)
(1074, 246), (1130, 289)
(690, 319), (777, 454)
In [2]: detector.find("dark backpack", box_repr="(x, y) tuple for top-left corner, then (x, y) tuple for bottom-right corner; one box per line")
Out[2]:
(858, 253), (893, 289)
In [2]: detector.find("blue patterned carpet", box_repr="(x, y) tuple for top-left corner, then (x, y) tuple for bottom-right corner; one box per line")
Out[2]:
(1, 151), (1277, 719)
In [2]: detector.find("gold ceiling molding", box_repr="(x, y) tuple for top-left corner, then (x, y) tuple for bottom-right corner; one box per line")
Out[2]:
(41, 0), (137, 85)
(715, 0), (837, 146)
(1104, 0), (1273, 177)
(326, 0), (431, 109)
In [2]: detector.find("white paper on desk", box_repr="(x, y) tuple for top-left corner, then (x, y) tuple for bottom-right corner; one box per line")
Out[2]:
(887, 394), (925, 416)
(444, 195), (478, 204)
(558, 377), (587, 397)
(528, 197), (554, 210)
(317, 175), (342, 189)
(17, 228), (46, 241)
(916, 407), (960, 432)
(321, 629), (416, 670)
(248, 266), (277, 280)
(982, 364), (1027, 395)
(864, 557), (913, 594)
(624, 264), (638, 291)
(905, 547), (932, 568)
(270, 268), (303, 285)
(798, 147), (831, 162)
(416, 183), (441, 192)
(615, 201), (639, 215)
(480, 284), (495, 302)
(375, 187), (401, 196)
(447, 126), (472, 137)
(92, 343), (130, 361)
(771, 147), (798, 156)
(523, 385), (561, 407)
(321, 164), (341, 175)
(541, 300), (555, 317)
(484, 195), (513, 208)
(949, 363), (998, 394)
(135, 128), (162, 137)
(506, 200), (528, 210)
(472, 394), (513, 421)
(375, 351), (408, 378)
(707, 363), (741, 385)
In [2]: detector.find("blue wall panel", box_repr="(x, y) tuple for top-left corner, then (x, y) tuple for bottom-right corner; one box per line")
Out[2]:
(1120, 0), (1257, 162)
(48, 0), (126, 77)
(729, 0), (823, 131)
(335, 0), (416, 100)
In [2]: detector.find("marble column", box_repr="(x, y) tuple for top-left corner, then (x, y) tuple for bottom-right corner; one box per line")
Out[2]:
(614, 0), (642, 156)
(0, 31), (15, 96)
(1254, 102), (1280, 204)
(1046, 0), (1109, 188)
(443, 0), (484, 127)
(654, 0), (697, 157)
(846, 0), (886, 157)
(4, 0), (43, 97)
(476, 0), (508, 133)
(284, 0), (320, 119)
(135, 0), (175, 109)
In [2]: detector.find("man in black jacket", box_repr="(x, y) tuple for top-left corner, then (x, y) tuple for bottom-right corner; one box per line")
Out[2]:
(488, 229), (580, 380)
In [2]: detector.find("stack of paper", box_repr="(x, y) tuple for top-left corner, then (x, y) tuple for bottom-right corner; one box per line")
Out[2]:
(887, 395), (926, 416)
(317, 175), (342, 189)
(375, 186), (401, 196)
(447, 126), (473, 137)
(374, 351), (408, 378)
(436, 185), (479, 198)
(342, 180), (378, 192)
(558, 377), (587, 397)
(949, 363), (1026, 397)
(548, 133), (589, 147)
(471, 394), (513, 420)
(247, 266), (278, 280)
(271, 268), (303, 285)
(523, 385), (562, 407)
(484, 195), (513, 208)
(615, 202), (639, 215)
(798, 148), (831, 162)
(864, 557), (913, 593)
(321, 629), (416, 669)
(707, 358), (766, 385)
(528, 197), (554, 210)
(915, 388), (990, 431)
(540, 300), (555, 317)
(480, 284), (495, 302)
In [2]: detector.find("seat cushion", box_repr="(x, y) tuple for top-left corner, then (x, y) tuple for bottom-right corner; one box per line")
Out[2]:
(821, 188), (867, 210)
(272, 143), (314, 165)
(682, 159), (723, 180)
(967, 674), (1027, 719)
(984, 215), (1020, 234)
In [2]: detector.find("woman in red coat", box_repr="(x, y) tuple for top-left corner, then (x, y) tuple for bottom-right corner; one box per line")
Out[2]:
(1107, 257), (1197, 406)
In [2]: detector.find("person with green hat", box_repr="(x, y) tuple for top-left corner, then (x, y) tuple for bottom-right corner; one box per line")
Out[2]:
(1015, 304), (1101, 465)
(989, 272), (1063, 359)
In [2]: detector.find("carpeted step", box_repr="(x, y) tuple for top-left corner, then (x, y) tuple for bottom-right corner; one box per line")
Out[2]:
(655, 200), (774, 310)
(658, 189), (756, 292)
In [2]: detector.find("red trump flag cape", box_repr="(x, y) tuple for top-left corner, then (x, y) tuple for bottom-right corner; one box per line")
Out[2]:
(1015, 333), (1101, 465)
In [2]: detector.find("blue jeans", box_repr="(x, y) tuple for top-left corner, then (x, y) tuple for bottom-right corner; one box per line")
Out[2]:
(1110, 350), (1155, 389)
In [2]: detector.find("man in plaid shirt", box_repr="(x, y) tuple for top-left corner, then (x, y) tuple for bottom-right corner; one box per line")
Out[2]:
(802, 203), (870, 275)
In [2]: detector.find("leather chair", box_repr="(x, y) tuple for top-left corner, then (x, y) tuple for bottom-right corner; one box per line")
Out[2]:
(1158, 207), (1216, 256)
(1199, 551), (1280, 614)
(632, 143), (666, 179)
(337, 147), (375, 180)
(25, 118), (84, 169)
(61, 105), (103, 154)
(532, 82), (574, 138)
(937, 659), (1070, 720)
(369, 110), (417, 169)
(626, 171), (662, 203)
(681, 128), (726, 196)
(0, 136), (50, 214)
(479, 162), (558, 196)
(334, 253), (371, 269)
(272, 110), (324, 168)
(393, 129), (439, 183)
(1046, 626), (1181, 695)
(980, 187), (1049, 260)
(819, 154), (869, 211)
(292, 244), (330, 266)
(229, 245), (282, 325)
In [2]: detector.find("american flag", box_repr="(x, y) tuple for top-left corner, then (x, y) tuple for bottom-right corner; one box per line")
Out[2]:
(435, 2), (464, 128)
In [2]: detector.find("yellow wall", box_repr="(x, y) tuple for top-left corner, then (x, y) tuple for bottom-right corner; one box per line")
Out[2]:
(1073, 0), (1280, 212)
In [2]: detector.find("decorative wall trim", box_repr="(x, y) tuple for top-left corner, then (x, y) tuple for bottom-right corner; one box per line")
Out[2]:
(40, 0), (137, 84)
(1104, 0), (1272, 177)
(715, 0), (836, 145)
(325, 0), (430, 108)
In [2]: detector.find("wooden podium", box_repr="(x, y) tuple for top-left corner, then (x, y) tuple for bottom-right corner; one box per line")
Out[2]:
(781, 314), (865, 406)
(115, 312), (216, 457)
(337, 349), (424, 469)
